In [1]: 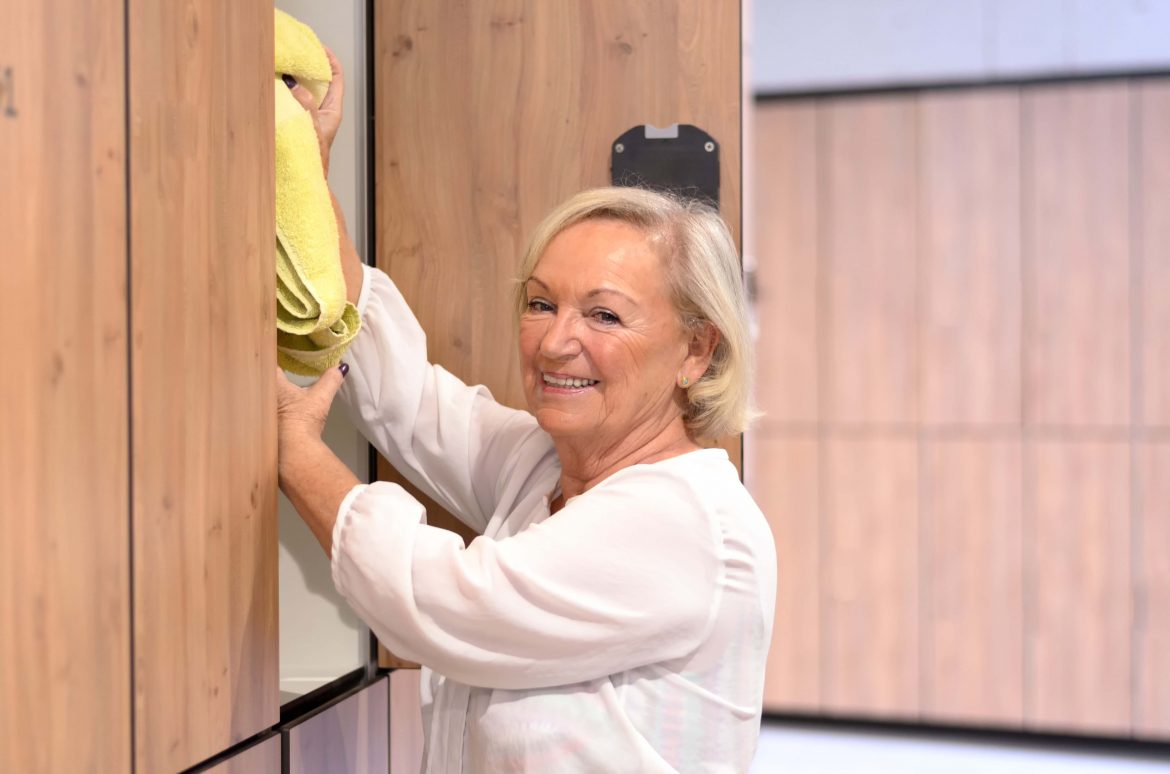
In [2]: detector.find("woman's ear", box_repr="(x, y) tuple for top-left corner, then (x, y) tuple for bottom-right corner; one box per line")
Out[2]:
(683, 321), (720, 378)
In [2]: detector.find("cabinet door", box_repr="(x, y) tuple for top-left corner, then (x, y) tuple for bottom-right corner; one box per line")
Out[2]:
(286, 677), (390, 774)
(374, 0), (742, 669)
(0, 0), (131, 772)
(128, 0), (278, 770)
(202, 736), (281, 774)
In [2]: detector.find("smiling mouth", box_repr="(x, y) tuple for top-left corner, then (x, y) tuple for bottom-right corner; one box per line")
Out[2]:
(542, 373), (599, 389)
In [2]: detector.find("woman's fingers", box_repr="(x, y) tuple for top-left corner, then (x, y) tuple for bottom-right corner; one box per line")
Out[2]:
(275, 364), (349, 443)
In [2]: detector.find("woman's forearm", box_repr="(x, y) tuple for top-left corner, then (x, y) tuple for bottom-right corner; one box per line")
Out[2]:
(279, 434), (361, 558)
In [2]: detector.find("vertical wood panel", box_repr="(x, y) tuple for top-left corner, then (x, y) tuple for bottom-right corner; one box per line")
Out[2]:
(376, 1), (742, 668)
(752, 101), (819, 426)
(1028, 441), (1130, 734)
(1024, 83), (1131, 428)
(919, 88), (1022, 427)
(922, 440), (1023, 725)
(1136, 442), (1170, 737)
(823, 438), (918, 717)
(377, 0), (740, 410)
(287, 677), (389, 774)
(822, 96), (918, 426)
(1140, 81), (1170, 429)
(129, 1), (278, 770)
(745, 435), (820, 711)
(203, 736), (281, 774)
(0, 1), (131, 771)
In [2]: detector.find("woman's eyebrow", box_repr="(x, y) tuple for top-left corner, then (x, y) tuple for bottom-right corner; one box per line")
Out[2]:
(586, 287), (637, 305)
(526, 276), (549, 290)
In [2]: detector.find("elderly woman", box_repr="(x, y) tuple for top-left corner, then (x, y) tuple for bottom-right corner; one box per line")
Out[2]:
(279, 63), (775, 774)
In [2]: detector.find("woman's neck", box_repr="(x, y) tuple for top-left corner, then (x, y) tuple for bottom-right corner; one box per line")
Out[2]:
(549, 419), (700, 511)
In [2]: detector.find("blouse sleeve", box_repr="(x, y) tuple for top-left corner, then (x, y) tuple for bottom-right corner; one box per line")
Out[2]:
(330, 464), (723, 691)
(335, 265), (549, 535)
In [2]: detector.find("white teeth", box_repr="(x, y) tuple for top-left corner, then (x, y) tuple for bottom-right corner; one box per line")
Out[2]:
(543, 374), (598, 388)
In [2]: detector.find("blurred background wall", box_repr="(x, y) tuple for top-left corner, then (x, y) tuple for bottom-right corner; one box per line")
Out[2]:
(745, 0), (1169, 742)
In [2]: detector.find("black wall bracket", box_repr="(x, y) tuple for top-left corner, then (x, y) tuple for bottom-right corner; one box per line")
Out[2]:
(610, 123), (719, 207)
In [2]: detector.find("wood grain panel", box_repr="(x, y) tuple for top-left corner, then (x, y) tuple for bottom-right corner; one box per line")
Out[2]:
(1136, 442), (1170, 737)
(822, 438), (918, 718)
(919, 88), (1022, 427)
(287, 677), (389, 774)
(822, 96), (918, 426)
(745, 434), (820, 711)
(922, 440), (1023, 726)
(129, 1), (278, 770)
(1027, 440), (1130, 734)
(1024, 83), (1131, 428)
(375, 0), (742, 669)
(752, 102), (819, 426)
(1140, 81), (1170, 429)
(202, 736), (281, 774)
(0, 1), (130, 771)
(389, 669), (425, 774)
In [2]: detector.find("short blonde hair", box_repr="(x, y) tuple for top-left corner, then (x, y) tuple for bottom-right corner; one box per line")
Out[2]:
(514, 186), (755, 441)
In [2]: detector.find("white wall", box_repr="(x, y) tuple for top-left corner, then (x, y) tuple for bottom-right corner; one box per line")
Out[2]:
(750, 0), (1170, 93)
(275, 0), (370, 700)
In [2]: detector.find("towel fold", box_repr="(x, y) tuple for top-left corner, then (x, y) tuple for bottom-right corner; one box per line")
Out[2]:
(274, 9), (360, 376)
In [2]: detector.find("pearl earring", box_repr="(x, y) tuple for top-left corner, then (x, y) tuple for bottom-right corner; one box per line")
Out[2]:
(679, 375), (690, 388)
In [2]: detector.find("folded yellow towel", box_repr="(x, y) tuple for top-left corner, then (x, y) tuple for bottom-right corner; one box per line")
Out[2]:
(274, 9), (360, 376)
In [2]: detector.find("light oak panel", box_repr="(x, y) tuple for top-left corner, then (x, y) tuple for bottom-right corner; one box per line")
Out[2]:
(1140, 81), (1170, 429)
(287, 677), (389, 774)
(752, 101), (819, 426)
(202, 736), (281, 774)
(376, 0), (742, 668)
(129, 1), (278, 770)
(745, 434), (820, 711)
(1027, 440), (1130, 734)
(921, 440), (1023, 726)
(0, 1), (130, 771)
(1024, 83), (1131, 428)
(821, 96), (918, 426)
(822, 438), (918, 717)
(919, 88), (1022, 427)
(1136, 442), (1170, 737)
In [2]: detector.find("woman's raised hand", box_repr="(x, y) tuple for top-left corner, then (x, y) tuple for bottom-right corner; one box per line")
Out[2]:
(285, 45), (345, 175)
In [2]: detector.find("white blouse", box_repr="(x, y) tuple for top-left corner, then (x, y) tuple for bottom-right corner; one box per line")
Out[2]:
(332, 266), (777, 773)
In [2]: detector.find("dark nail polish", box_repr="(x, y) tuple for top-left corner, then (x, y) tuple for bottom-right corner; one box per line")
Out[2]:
(339, 363), (349, 377)
(282, 73), (297, 89)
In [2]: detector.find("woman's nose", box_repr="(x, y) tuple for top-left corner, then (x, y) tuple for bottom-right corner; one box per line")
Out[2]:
(539, 312), (583, 359)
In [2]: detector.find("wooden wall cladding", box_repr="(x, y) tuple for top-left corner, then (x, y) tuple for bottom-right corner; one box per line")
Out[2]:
(375, 0), (741, 668)
(1024, 83), (1131, 429)
(1141, 82), (1170, 430)
(286, 677), (389, 774)
(821, 96), (918, 426)
(129, 1), (278, 770)
(751, 76), (1170, 739)
(0, 1), (131, 771)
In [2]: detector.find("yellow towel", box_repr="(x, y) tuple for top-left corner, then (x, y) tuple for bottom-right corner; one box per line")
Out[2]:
(275, 9), (360, 376)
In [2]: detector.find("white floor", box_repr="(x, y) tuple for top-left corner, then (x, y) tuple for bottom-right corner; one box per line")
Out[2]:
(750, 721), (1170, 774)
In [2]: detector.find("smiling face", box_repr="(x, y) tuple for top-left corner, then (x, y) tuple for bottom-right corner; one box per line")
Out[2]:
(518, 218), (698, 452)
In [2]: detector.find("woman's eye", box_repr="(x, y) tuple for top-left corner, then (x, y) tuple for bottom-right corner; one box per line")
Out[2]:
(527, 299), (554, 313)
(593, 309), (620, 325)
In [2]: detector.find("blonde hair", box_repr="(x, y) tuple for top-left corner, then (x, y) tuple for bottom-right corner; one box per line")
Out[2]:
(514, 186), (756, 441)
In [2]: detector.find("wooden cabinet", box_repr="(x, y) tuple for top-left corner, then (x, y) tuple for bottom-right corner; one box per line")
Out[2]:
(285, 677), (389, 774)
(373, 0), (743, 669)
(128, 1), (277, 769)
(1, 1), (131, 772)
(4, 1), (279, 771)
(750, 76), (1170, 738)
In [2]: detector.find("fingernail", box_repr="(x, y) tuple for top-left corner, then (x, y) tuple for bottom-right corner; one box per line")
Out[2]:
(339, 362), (349, 377)
(282, 73), (297, 89)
